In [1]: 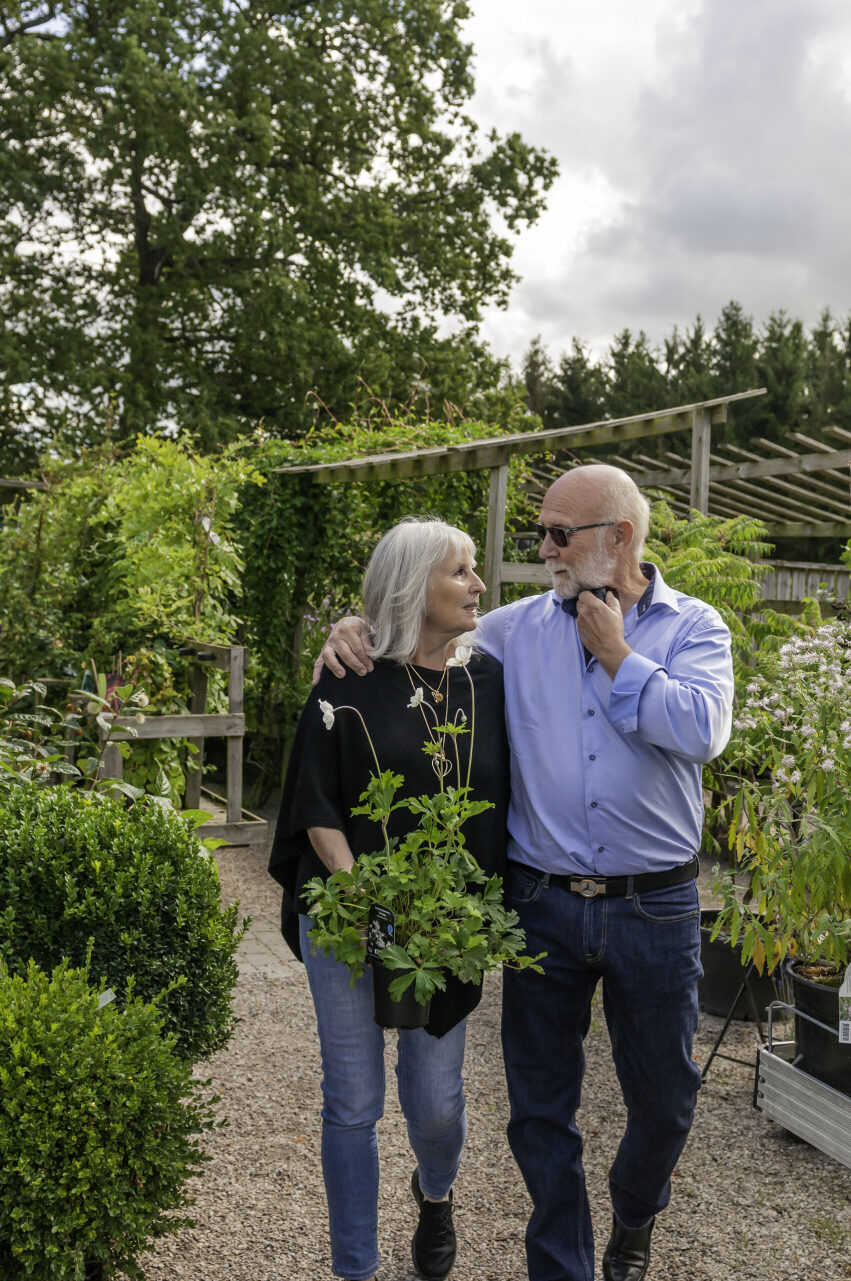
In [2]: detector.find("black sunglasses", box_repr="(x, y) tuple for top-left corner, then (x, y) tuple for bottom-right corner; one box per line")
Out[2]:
(536, 520), (615, 548)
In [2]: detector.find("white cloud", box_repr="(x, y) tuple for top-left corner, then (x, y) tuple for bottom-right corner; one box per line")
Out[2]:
(464, 0), (851, 362)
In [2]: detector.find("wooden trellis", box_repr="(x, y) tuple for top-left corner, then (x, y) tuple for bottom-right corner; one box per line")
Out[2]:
(275, 388), (851, 611)
(99, 640), (267, 847)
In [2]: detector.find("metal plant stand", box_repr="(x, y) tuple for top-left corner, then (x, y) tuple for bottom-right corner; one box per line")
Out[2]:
(754, 1002), (851, 1169)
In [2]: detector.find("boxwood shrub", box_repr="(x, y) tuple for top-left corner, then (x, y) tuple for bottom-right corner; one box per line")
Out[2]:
(0, 782), (246, 1061)
(0, 959), (217, 1281)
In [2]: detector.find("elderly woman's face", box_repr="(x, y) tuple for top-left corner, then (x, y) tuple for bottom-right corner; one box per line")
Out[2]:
(424, 548), (485, 638)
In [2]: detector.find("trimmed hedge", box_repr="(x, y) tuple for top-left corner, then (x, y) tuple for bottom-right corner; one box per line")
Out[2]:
(0, 783), (246, 1061)
(0, 959), (217, 1280)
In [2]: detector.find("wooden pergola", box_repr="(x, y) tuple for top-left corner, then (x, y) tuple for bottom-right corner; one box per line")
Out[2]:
(276, 388), (851, 609)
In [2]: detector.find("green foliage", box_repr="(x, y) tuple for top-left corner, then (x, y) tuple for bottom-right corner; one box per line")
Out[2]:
(644, 501), (778, 666)
(0, 0), (556, 458)
(303, 680), (543, 1005)
(712, 618), (851, 975)
(235, 417), (538, 793)
(0, 436), (260, 798)
(305, 772), (543, 1005)
(0, 781), (246, 1060)
(0, 957), (217, 1280)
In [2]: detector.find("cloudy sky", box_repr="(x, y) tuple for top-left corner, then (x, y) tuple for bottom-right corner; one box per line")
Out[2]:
(463, 0), (851, 364)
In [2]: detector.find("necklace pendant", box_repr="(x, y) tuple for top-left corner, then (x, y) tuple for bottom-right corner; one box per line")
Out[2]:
(433, 692), (444, 703)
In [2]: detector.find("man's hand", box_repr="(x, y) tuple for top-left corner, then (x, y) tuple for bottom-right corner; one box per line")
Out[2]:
(575, 590), (631, 679)
(312, 616), (375, 684)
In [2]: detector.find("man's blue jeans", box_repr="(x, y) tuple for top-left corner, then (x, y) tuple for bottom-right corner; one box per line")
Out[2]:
(299, 916), (467, 1280)
(501, 864), (702, 1281)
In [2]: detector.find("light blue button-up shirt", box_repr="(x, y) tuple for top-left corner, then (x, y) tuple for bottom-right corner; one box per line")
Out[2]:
(475, 564), (734, 876)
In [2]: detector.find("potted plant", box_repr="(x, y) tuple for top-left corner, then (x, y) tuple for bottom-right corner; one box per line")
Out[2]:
(303, 662), (543, 1028)
(713, 616), (851, 1093)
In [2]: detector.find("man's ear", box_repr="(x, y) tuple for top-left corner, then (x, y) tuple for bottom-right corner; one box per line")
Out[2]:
(613, 519), (634, 549)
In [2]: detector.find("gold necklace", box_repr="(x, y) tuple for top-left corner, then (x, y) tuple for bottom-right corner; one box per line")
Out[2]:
(405, 662), (448, 703)
(404, 664), (452, 780)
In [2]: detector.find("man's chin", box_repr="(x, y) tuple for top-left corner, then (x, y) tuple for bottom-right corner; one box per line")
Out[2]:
(549, 572), (577, 600)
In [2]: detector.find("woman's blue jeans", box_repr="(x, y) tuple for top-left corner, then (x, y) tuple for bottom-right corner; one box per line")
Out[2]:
(299, 915), (467, 1280)
(500, 864), (703, 1281)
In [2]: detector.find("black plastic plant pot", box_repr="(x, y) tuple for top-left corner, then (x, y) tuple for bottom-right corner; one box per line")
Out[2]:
(785, 959), (851, 1097)
(698, 908), (777, 1021)
(371, 959), (431, 1030)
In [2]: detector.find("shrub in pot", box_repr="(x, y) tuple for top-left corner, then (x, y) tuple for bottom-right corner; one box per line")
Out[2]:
(713, 619), (851, 1090)
(0, 781), (246, 1061)
(0, 958), (217, 1280)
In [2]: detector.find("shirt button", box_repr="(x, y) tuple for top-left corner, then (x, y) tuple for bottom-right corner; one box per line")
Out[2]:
(598, 846), (604, 853)
(588, 709), (595, 717)
(590, 801), (598, 808)
(589, 754), (596, 761)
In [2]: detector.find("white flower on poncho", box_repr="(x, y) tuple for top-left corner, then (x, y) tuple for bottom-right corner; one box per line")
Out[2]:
(407, 687), (424, 708)
(446, 644), (472, 668)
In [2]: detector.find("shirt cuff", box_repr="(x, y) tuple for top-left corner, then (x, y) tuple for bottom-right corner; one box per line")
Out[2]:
(607, 651), (664, 733)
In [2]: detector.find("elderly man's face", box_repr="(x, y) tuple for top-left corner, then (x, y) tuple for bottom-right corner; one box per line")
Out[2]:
(538, 482), (618, 600)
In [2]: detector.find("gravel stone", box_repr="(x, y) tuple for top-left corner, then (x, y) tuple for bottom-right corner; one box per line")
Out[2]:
(140, 840), (851, 1281)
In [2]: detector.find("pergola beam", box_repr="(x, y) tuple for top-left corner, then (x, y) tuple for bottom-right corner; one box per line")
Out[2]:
(274, 390), (767, 484)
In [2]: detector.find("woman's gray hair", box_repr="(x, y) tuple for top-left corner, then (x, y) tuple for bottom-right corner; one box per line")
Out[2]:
(363, 517), (476, 662)
(591, 465), (651, 558)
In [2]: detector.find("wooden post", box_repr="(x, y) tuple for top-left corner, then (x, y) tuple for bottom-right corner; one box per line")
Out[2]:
(690, 409), (711, 515)
(483, 464), (509, 611)
(226, 647), (245, 824)
(183, 662), (208, 811)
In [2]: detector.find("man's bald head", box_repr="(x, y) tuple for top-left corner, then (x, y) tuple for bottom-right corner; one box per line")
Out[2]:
(543, 465), (650, 558)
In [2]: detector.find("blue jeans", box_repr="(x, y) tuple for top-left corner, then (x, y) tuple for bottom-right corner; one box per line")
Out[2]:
(299, 916), (467, 1280)
(501, 864), (702, 1281)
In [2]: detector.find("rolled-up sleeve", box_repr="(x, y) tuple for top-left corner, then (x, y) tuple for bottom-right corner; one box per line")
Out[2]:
(607, 618), (733, 763)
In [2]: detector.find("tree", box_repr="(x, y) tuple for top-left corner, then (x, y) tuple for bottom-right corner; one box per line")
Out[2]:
(550, 338), (607, 427)
(0, 0), (557, 461)
(521, 335), (555, 420)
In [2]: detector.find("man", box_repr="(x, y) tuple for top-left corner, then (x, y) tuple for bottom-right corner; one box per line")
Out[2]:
(316, 464), (734, 1281)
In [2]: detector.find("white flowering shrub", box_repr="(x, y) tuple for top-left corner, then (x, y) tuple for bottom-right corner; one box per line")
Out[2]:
(714, 618), (851, 975)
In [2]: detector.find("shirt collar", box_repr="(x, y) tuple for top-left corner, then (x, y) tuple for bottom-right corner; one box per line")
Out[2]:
(555, 562), (679, 619)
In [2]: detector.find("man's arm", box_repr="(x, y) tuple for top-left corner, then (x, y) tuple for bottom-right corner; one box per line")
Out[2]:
(312, 617), (374, 683)
(606, 618), (734, 763)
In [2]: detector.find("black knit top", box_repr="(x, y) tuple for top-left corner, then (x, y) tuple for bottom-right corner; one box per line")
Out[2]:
(269, 654), (509, 1035)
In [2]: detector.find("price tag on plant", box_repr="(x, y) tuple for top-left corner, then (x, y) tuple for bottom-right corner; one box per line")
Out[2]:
(367, 905), (395, 960)
(839, 969), (851, 1045)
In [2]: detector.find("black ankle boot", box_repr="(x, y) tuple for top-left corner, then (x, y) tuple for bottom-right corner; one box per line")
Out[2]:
(602, 1213), (655, 1281)
(411, 1170), (457, 1280)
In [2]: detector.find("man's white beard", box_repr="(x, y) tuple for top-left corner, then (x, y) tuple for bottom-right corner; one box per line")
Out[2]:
(547, 544), (618, 600)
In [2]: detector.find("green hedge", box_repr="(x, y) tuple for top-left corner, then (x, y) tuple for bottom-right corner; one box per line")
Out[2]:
(0, 783), (246, 1061)
(0, 959), (217, 1281)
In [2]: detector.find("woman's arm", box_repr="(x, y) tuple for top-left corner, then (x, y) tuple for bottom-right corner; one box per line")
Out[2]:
(307, 825), (356, 875)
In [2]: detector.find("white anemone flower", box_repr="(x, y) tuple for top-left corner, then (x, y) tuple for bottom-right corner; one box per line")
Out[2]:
(319, 699), (335, 729)
(446, 644), (472, 668)
(407, 687), (424, 708)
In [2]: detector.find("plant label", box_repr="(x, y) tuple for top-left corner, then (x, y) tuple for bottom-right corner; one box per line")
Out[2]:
(367, 905), (395, 959)
(839, 969), (851, 1045)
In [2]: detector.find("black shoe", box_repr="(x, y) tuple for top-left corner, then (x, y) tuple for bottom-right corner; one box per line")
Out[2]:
(411, 1169), (457, 1280)
(602, 1213), (655, 1281)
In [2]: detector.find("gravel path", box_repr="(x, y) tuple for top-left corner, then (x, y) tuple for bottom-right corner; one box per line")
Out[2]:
(141, 839), (851, 1281)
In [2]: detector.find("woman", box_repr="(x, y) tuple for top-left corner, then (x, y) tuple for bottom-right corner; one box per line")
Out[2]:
(269, 517), (509, 1281)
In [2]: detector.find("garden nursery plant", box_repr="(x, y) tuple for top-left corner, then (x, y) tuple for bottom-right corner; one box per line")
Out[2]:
(304, 652), (543, 1007)
(713, 615), (851, 985)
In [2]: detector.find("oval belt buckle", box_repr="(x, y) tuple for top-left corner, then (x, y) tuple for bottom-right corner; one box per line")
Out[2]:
(578, 878), (601, 898)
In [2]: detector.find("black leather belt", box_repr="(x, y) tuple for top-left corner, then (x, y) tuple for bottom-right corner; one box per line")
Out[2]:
(544, 855), (699, 899)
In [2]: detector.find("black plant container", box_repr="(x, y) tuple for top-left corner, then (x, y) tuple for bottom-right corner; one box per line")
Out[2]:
(698, 908), (777, 1020)
(785, 959), (851, 1097)
(371, 960), (431, 1030)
